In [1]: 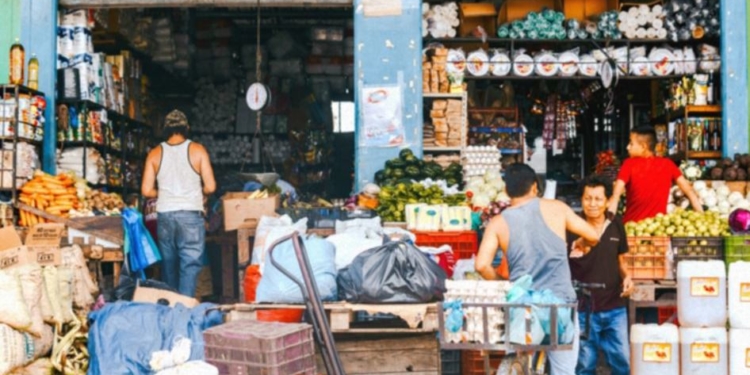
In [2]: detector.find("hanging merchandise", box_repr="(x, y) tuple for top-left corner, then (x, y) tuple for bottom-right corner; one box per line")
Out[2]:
(9, 39), (24, 85)
(122, 208), (162, 279)
(27, 54), (39, 90)
(542, 95), (557, 150)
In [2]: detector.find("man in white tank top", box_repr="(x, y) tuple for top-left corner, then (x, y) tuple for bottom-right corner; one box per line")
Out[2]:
(141, 110), (216, 297)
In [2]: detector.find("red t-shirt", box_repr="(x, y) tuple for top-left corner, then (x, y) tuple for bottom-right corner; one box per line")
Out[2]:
(617, 157), (682, 223)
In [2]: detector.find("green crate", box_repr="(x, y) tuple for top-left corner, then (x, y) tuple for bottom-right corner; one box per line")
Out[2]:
(724, 236), (750, 268)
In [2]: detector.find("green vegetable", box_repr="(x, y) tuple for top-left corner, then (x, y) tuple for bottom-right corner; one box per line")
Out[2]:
(374, 170), (386, 184)
(389, 158), (407, 169)
(405, 165), (421, 178)
(403, 154), (418, 165)
(385, 168), (394, 178)
(392, 168), (405, 178)
(399, 148), (414, 160)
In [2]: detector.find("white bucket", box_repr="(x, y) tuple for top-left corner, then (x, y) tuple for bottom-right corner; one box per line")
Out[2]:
(631, 323), (680, 375)
(729, 261), (750, 328)
(680, 327), (728, 375)
(729, 328), (750, 375)
(677, 260), (727, 327)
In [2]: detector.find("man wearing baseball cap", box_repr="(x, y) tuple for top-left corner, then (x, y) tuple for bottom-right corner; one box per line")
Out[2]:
(141, 110), (216, 297)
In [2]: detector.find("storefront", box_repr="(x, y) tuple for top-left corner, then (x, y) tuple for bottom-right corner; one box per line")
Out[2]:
(0, 0), (749, 374)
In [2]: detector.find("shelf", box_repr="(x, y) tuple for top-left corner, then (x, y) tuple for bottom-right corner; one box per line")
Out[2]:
(423, 147), (462, 152)
(470, 127), (523, 134)
(57, 98), (152, 128)
(60, 141), (120, 156)
(464, 74), (694, 81)
(653, 105), (722, 123)
(0, 85), (45, 97)
(423, 37), (720, 46)
(685, 105), (722, 114)
(423, 93), (464, 98)
(0, 137), (42, 146)
(499, 149), (523, 154)
(58, 98), (107, 112)
(687, 151), (722, 159)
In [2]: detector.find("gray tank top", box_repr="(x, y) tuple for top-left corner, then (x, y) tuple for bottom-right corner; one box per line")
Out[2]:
(502, 198), (576, 302)
(156, 140), (204, 213)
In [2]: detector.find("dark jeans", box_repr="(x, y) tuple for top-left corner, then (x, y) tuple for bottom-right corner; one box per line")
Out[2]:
(577, 307), (630, 375)
(157, 211), (205, 297)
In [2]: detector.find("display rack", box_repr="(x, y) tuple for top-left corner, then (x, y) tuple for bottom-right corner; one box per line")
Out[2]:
(0, 85), (45, 207)
(467, 107), (525, 160)
(662, 105), (723, 160)
(422, 91), (468, 155)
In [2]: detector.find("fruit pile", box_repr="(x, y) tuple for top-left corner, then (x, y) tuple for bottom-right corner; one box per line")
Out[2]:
(374, 149), (463, 188)
(18, 171), (81, 225)
(624, 209), (730, 237)
(705, 154), (750, 181)
(594, 150), (620, 178)
(71, 189), (126, 217)
(376, 183), (466, 222)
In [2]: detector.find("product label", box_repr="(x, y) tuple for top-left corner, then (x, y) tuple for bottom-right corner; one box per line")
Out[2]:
(746, 348), (750, 368)
(690, 343), (719, 363)
(741, 283), (750, 303)
(690, 277), (720, 297)
(643, 343), (672, 363)
(9, 49), (23, 82)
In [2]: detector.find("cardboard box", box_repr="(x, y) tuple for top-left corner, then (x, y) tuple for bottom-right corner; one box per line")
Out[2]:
(25, 224), (64, 266)
(0, 227), (29, 270)
(222, 193), (280, 231)
(459, 3), (497, 38)
(132, 286), (199, 308)
(498, 0), (562, 24)
(563, 0), (618, 23)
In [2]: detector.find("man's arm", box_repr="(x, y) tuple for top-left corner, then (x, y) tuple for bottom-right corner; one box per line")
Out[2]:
(141, 151), (158, 199)
(675, 176), (703, 213)
(197, 144), (217, 195)
(475, 217), (507, 280)
(565, 205), (599, 247)
(607, 179), (626, 214)
(618, 253), (634, 297)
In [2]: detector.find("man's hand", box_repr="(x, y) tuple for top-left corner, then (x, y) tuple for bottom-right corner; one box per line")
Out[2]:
(570, 238), (591, 258)
(620, 276), (634, 298)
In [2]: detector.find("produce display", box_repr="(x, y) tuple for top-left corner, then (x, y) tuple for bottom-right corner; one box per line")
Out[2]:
(464, 170), (509, 209)
(624, 209), (730, 237)
(70, 189), (126, 217)
(377, 183), (466, 222)
(374, 149), (464, 189)
(704, 154), (750, 181)
(594, 150), (620, 179)
(18, 171), (81, 225)
(684, 181), (750, 216)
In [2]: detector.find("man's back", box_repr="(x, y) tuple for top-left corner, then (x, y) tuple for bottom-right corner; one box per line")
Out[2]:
(501, 198), (576, 302)
(618, 156), (681, 222)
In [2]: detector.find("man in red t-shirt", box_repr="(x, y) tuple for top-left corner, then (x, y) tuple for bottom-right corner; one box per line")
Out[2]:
(607, 127), (702, 223)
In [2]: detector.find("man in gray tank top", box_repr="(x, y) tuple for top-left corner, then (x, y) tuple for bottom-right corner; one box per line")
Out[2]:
(141, 110), (216, 297)
(475, 164), (600, 375)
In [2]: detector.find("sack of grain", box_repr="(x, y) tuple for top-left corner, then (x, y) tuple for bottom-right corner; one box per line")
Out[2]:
(42, 267), (63, 327)
(0, 270), (32, 332)
(15, 265), (44, 338)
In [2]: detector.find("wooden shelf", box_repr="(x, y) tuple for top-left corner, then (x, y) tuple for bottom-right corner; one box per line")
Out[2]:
(423, 93), (464, 98)
(687, 150), (722, 159)
(685, 105), (722, 114)
(423, 147), (462, 152)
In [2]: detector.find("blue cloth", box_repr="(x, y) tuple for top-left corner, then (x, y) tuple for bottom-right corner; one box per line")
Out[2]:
(87, 301), (224, 375)
(242, 181), (264, 192)
(158, 211), (205, 297)
(507, 275), (575, 346)
(501, 198), (576, 302)
(577, 307), (630, 375)
(123, 208), (161, 279)
(256, 235), (337, 303)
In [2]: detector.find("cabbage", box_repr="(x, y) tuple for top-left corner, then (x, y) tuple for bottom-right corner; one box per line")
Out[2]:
(703, 195), (718, 208)
(488, 177), (506, 192)
(728, 191), (744, 206)
(471, 193), (491, 208)
(718, 200), (731, 215)
(496, 191), (511, 203)
(717, 186), (731, 198)
(467, 176), (484, 190)
(484, 169), (501, 182)
(692, 180), (708, 192)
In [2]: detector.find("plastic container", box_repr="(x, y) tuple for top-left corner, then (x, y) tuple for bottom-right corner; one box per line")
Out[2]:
(658, 306), (678, 325)
(256, 309), (305, 323)
(625, 237), (670, 279)
(630, 323), (680, 375)
(671, 237), (724, 277)
(725, 235), (750, 269)
(679, 327), (728, 375)
(414, 231), (478, 260)
(204, 320), (315, 375)
(729, 328), (750, 375)
(677, 260), (727, 327)
(440, 350), (461, 375)
(729, 261), (750, 328)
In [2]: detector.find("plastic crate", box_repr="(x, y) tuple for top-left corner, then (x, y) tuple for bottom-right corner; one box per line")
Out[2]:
(625, 237), (670, 280)
(277, 207), (375, 228)
(461, 350), (504, 375)
(440, 350), (461, 375)
(204, 320), (315, 375)
(671, 236), (724, 275)
(724, 235), (750, 269)
(413, 231), (478, 259)
(657, 306), (679, 325)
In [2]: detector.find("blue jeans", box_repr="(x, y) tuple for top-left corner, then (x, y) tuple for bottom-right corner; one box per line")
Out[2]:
(577, 307), (630, 375)
(547, 314), (580, 375)
(157, 211), (205, 297)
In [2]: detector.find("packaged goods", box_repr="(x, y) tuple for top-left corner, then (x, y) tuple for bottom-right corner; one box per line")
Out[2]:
(631, 324), (680, 375)
(677, 260), (727, 327)
(679, 327), (727, 375)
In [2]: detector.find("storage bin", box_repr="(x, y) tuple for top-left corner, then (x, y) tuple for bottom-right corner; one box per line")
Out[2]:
(724, 235), (750, 269)
(460, 350), (504, 375)
(624, 237), (670, 279)
(671, 236), (724, 277)
(677, 260), (727, 328)
(413, 230), (478, 259)
(679, 327), (727, 375)
(440, 350), (461, 375)
(631, 323), (680, 375)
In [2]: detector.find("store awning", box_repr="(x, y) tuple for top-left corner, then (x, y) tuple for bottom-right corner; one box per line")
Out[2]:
(60, 0), (351, 8)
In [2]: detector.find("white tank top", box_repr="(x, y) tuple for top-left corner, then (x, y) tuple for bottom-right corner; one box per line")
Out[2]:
(156, 140), (204, 213)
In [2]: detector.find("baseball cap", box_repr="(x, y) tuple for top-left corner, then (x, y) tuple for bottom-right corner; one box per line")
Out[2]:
(164, 110), (189, 128)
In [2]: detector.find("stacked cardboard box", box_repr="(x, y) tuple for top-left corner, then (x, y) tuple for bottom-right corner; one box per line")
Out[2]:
(427, 99), (462, 148)
(423, 48), (449, 93)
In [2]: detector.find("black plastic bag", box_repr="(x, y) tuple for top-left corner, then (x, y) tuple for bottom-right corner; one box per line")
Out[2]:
(337, 240), (447, 303)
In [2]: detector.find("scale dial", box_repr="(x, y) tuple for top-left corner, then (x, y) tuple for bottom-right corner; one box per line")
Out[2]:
(246, 82), (270, 111)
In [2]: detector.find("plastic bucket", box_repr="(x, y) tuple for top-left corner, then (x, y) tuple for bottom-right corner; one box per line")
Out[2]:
(256, 309), (305, 323)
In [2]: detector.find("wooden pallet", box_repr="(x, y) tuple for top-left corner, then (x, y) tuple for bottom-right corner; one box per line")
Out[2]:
(224, 302), (439, 333)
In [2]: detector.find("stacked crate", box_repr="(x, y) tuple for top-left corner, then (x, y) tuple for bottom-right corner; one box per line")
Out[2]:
(204, 320), (316, 375)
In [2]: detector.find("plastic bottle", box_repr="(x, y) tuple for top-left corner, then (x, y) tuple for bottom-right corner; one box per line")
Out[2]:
(9, 38), (24, 85)
(679, 327), (727, 375)
(729, 261), (750, 328)
(729, 328), (750, 375)
(630, 323), (679, 375)
(27, 54), (39, 90)
(677, 260), (727, 327)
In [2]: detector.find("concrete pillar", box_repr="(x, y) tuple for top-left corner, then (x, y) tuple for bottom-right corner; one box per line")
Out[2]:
(720, 0), (748, 155)
(353, 0), (422, 192)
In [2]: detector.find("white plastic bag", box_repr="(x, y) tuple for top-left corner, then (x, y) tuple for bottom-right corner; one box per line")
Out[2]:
(251, 215), (308, 273)
(0, 269), (32, 332)
(334, 216), (381, 234)
(452, 257), (476, 280)
(155, 361), (218, 375)
(327, 232), (381, 270)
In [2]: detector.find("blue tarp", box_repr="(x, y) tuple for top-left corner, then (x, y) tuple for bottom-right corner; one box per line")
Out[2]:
(87, 302), (223, 375)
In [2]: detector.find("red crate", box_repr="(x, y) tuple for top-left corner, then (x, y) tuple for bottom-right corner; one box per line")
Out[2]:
(204, 320), (316, 375)
(414, 231), (478, 259)
(658, 306), (679, 325)
(461, 350), (504, 375)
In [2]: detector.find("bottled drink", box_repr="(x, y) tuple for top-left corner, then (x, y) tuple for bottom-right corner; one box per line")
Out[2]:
(9, 39), (24, 85)
(707, 72), (715, 104)
(27, 54), (39, 90)
(711, 119), (721, 151)
(703, 119), (709, 151)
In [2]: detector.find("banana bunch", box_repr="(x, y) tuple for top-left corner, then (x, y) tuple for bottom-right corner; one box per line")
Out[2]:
(246, 190), (270, 200)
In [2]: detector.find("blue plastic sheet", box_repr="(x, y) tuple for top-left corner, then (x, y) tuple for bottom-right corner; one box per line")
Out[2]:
(443, 300), (464, 334)
(507, 275), (575, 346)
(88, 302), (223, 375)
(255, 236), (337, 303)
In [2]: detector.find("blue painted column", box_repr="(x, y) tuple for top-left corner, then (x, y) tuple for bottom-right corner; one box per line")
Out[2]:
(20, 0), (58, 174)
(720, 0), (748, 155)
(353, 0), (422, 192)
